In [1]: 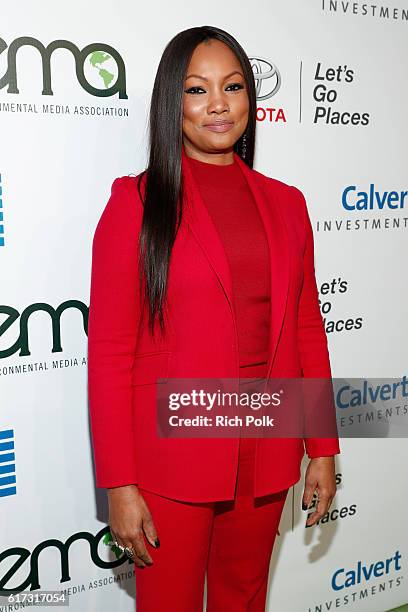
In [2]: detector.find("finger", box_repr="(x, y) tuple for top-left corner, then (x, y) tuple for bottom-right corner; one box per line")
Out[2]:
(109, 530), (145, 566)
(302, 480), (317, 509)
(120, 537), (148, 569)
(110, 530), (126, 550)
(306, 493), (332, 526)
(305, 509), (324, 526)
(128, 545), (147, 569)
(142, 514), (160, 548)
(131, 531), (154, 567)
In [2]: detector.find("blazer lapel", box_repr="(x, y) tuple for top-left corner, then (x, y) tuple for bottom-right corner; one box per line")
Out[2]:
(181, 148), (234, 308)
(181, 148), (291, 376)
(235, 154), (291, 376)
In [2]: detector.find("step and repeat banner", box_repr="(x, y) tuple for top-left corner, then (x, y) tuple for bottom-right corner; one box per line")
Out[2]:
(1, 1), (407, 611)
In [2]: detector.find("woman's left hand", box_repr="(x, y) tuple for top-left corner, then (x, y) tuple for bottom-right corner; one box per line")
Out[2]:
(302, 456), (337, 527)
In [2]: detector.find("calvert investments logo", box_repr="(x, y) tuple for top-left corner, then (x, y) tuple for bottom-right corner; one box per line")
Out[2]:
(315, 184), (408, 233)
(342, 184), (408, 211)
(308, 550), (404, 611)
(0, 429), (16, 498)
(336, 375), (408, 435)
(320, 0), (408, 21)
(331, 550), (403, 591)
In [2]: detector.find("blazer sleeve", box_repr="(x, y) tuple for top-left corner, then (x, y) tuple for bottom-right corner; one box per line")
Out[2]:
(291, 186), (341, 459)
(87, 177), (143, 488)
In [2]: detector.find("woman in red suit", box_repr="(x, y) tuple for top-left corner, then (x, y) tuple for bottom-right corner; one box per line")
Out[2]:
(88, 25), (340, 611)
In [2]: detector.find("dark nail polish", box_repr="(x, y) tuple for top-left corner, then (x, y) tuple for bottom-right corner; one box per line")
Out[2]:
(302, 502), (308, 511)
(154, 538), (160, 548)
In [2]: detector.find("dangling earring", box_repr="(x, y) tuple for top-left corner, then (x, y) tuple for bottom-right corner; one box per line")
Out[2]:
(242, 133), (247, 158)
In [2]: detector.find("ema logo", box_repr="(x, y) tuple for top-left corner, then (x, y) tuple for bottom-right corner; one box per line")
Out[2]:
(0, 300), (88, 358)
(331, 550), (402, 591)
(0, 429), (16, 497)
(0, 36), (127, 99)
(342, 184), (408, 211)
(0, 174), (3, 246)
(0, 525), (135, 592)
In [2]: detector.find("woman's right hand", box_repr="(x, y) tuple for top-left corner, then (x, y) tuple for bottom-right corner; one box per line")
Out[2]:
(107, 484), (160, 568)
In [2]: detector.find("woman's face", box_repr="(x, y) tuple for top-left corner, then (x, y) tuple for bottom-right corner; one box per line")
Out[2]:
(182, 39), (249, 163)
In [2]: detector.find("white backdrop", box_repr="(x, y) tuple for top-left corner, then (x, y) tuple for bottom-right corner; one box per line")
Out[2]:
(0, 1), (407, 610)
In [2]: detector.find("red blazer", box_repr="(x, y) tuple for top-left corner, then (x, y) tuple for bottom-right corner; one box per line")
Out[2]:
(87, 148), (340, 502)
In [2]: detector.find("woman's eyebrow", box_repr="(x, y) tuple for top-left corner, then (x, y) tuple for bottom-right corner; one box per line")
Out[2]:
(185, 70), (243, 81)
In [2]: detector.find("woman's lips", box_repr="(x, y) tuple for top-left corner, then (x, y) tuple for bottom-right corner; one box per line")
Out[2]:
(203, 122), (234, 133)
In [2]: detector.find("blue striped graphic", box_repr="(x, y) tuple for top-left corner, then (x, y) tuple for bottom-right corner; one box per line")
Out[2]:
(0, 174), (3, 246)
(0, 429), (16, 497)
(0, 440), (14, 451)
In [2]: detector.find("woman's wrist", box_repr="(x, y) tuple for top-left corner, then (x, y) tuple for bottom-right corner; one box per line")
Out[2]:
(107, 483), (140, 497)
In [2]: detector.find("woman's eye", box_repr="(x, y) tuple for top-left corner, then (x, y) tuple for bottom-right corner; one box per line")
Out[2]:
(185, 83), (245, 95)
(185, 86), (205, 94)
(226, 83), (245, 91)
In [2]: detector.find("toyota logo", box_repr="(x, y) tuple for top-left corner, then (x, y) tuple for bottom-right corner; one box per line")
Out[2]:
(249, 57), (281, 101)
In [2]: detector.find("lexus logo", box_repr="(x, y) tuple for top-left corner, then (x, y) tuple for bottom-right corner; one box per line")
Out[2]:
(249, 57), (281, 101)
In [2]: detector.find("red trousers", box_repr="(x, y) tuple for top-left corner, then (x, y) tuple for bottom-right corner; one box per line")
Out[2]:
(135, 363), (289, 611)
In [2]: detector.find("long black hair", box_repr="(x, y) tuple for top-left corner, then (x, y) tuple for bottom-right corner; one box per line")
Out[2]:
(137, 25), (257, 337)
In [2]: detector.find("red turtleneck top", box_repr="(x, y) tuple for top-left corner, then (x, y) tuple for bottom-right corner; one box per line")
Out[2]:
(186, 153), (271, 370)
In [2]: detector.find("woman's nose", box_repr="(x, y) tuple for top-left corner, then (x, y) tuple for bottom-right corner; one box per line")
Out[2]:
(207, 89), (230, 114)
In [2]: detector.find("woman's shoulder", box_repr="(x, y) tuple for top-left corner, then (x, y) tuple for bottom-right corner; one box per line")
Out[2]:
(250, 166), (308, 218)
(110, 172), (146, 197)
(95, 174), (146, 233)
(106, 172), (147, 213)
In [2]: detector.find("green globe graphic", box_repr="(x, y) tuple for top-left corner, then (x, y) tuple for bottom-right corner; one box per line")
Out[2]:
(86, 51), (117, 89)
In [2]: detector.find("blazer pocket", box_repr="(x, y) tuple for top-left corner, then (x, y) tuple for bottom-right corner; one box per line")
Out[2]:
(131, 351), (171, 386)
